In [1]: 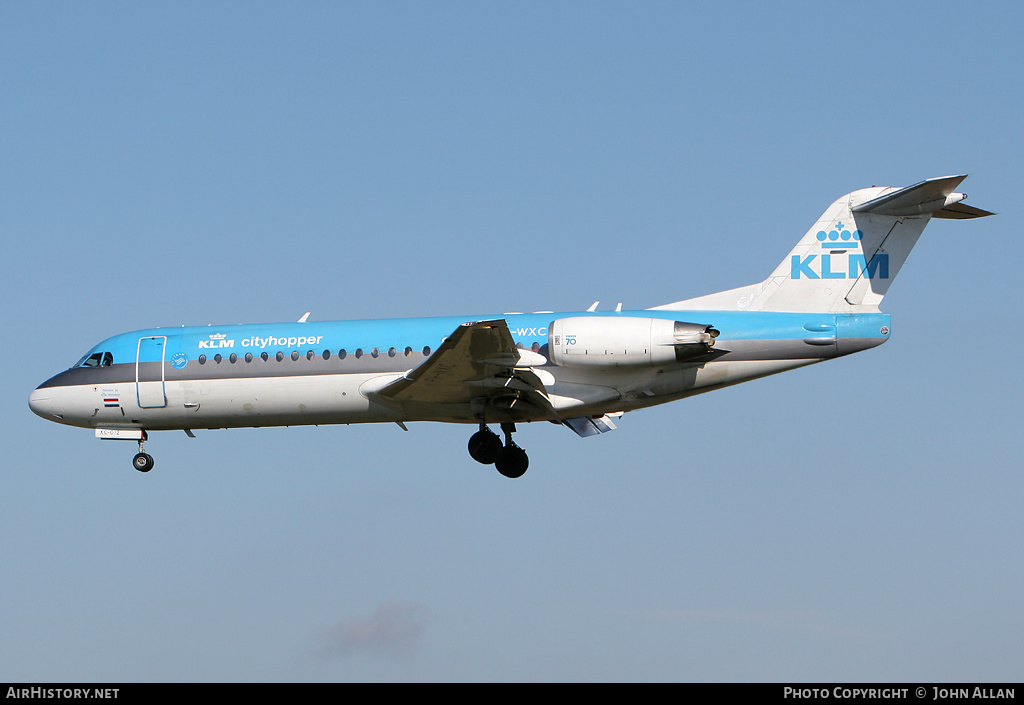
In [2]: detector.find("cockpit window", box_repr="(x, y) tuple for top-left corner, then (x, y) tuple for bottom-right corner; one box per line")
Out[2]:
(79, 352), (114, 368)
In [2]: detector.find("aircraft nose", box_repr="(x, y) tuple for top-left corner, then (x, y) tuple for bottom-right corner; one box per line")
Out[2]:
(28, 387), (61, 420)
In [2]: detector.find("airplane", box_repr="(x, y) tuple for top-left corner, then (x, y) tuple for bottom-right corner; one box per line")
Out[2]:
(29, 175), (992, 478)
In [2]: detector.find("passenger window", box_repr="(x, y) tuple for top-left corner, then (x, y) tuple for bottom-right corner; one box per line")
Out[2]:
(338, 349), (347, 359)
(371, 348), (380, 358)
(322, 350), (331, 360)
(355, 348), (363, 359)
(260, 352), (268, 362)
(276, 352), (284, 362)
(388, 347), (396, 358)
(229, 353), (238, 363)
(422, 346), (431, 356)
(306, 350), (314, 360)
(245, 353), (253, 363)
(404, 346), (412, 357)
(214, 354), (223, 363)
(199, 355), (207, 365)
(291, 351), (300, 361)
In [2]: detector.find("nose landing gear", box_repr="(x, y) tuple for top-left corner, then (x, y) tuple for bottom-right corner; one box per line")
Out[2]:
(97, 428), (155, 473)
(132, 436), (154, 473)
(468, 422), (529, 478)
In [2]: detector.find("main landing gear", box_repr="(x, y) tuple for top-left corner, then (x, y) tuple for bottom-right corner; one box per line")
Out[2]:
(468, 422), (529, 478)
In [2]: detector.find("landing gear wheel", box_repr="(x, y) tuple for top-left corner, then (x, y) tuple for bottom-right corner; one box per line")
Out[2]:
(494, 444), (529, 479)
(468, 429), (503, 465)
(133, 452), (154, 473)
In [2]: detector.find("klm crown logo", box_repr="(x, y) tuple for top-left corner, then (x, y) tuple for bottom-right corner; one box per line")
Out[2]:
(816, 221), (862, 249)
(791, 221), (889, 280)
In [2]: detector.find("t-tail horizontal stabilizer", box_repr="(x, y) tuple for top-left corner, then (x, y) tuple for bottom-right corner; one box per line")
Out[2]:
(851, 175), (994, 219)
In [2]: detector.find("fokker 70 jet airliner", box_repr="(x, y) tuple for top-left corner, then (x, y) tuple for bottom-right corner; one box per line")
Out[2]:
(29, 175), (991, 477)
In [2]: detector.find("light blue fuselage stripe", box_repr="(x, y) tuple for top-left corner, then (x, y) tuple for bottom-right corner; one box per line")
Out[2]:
(80, 310), (891, 364)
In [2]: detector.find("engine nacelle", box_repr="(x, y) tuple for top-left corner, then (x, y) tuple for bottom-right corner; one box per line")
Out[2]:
(548, 317), (717, 367)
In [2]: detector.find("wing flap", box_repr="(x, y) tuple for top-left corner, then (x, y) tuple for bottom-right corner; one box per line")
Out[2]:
(564, 414), (619, 438)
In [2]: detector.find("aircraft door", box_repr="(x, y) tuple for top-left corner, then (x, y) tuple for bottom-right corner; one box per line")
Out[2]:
(136, 336), (167, 408)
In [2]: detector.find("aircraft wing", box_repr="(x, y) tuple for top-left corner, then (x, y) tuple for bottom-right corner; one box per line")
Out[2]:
(372, 319), (558, 417)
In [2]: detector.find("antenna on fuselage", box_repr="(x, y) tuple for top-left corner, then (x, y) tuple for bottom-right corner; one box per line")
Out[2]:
(587, 301), (599, 312)
(298, 312), (310, 323)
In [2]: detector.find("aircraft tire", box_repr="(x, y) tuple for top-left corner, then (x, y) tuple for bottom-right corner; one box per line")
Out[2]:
(494, 445), (528, 479)
(133, 452), (155, 473)
(468, 430), (503, 465)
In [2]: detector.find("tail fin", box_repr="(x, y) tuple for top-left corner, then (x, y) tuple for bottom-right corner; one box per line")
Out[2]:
(654, 175), (992, 313)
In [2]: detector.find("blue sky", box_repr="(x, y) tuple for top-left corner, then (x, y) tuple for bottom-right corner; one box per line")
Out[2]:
(2, 2), (1021, 682)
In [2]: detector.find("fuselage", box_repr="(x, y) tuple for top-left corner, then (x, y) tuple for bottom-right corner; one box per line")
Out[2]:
(29, 309), (890, 432)
(26, 175), (989, 478)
